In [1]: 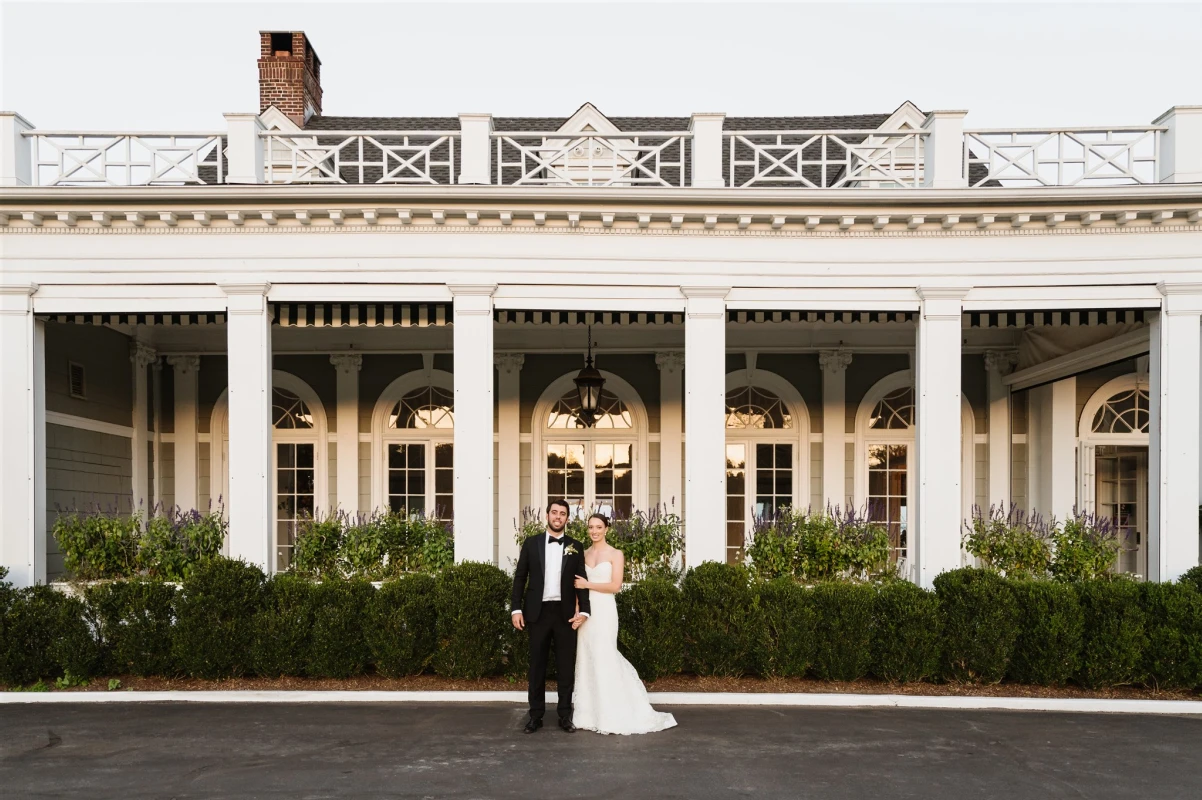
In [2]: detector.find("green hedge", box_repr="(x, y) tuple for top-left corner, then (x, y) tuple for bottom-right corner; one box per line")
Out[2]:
(3, 562), (1202, 692)
(935, 568), (1020, 684)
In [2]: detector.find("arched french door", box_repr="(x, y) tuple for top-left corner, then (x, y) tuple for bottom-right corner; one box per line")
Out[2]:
(370, 370), (455, 520)
(1079, 374), (1149, 578)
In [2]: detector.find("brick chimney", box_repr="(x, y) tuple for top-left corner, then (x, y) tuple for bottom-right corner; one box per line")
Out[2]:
(258, 31), (322, 126)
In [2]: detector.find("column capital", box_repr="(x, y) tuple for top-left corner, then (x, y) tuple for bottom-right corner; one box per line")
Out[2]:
(655, 351), (685, 373)
(449, 283), (496, 315)
(819, 348), (853, 374)
(166, 354), (201, 374)
(984, 350), (1019, 376)
(1158, 282), (1202, 314)
(130, 341), (158, 369)
(330, 353), (363, 374)
(917, 286), (970, 320)
(494, 353), (525, 374)
(0, 282), (36, 313)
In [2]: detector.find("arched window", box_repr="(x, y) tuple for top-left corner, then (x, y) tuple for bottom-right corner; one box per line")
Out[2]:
(372, 372), (455, 521)
(854, 372), (974, 572)
(724, 370), (809, 564)
(210, 372), (328, 572)
(1078, 373), (1150, 577)
(532, 372), (648, 521)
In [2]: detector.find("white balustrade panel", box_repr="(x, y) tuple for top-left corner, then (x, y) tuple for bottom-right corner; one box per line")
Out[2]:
(725, 130), (928, 188)
(29, 133), (224, 186)
(493, 132), (689, 187)
(965, 127), (1163, 187)
(262, 132), (457, 184)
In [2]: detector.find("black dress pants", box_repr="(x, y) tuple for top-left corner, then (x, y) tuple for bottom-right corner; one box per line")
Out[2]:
(527, 600), (577, 721)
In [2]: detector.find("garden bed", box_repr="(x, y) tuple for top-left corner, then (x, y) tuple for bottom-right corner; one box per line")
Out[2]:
(12, 673), (1200, 701)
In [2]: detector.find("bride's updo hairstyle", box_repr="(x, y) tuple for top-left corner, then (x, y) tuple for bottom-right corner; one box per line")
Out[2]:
(588, 512), (610, 529)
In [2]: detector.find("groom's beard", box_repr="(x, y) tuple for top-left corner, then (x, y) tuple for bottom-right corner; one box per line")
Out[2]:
(547, 518), (566, 533)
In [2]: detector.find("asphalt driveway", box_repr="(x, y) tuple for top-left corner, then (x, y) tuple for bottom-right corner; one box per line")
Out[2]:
(1, 702), (1199, 799)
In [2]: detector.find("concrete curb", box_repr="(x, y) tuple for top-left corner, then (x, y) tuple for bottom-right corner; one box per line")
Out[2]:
(2, 690), (1200, 714)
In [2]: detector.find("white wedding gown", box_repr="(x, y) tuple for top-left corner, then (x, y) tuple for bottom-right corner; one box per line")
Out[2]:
(572, 560), (677, 735)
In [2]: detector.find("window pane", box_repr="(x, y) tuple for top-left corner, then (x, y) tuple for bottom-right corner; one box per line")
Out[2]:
(435, 468), (452, 494)
(614, 467), (633, 494)
(388, 444), (405, 469)
(435, 443), (453, 468)
(296, 444), (314, 469)
(277, 469), (295, 494)
(867, 442), (908, 562)
(278, 443), (295, 468)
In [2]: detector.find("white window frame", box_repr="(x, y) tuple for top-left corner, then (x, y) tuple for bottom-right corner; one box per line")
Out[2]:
(1077, 372), (1150, 577)
(724, 369), (810, 560)
(370, 369), (455, 516)
(531, 370), (649, 516)
(853, 370), (975, 565)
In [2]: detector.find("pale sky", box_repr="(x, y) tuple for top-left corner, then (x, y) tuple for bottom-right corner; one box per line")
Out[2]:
(2, 0), (1200, 131)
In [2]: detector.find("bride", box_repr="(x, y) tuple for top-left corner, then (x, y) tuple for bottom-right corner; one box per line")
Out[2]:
(571, 513), (676, 735)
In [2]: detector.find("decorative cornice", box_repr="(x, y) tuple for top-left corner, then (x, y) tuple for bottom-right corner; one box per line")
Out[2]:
(165, 354), (201, 374)
(494, 353), (525, 374)
(330, 353), (363, 374)
(819, 348), (853, 374)
(655, 351), (685, 373)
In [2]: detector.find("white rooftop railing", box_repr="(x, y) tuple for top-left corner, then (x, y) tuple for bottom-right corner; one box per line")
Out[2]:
(5, 107), (1197, 189)
(964, 127), (1165, 188)
(724, 130), (928, 188)
(26, 132), (224, 186)
(261, 131), (458, 185)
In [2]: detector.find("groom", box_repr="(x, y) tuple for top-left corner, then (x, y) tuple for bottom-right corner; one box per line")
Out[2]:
(511, 498), (591, 733)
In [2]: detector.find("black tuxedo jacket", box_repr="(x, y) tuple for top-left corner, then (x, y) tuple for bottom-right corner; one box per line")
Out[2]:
(511, 533), (591, 624)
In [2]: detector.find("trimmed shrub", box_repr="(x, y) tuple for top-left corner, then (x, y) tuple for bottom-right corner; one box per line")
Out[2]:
(1180, 566), (1202, 595)
(366, 574), (438, 678)
(54, 509), (142, 580)
(935, 568), (1019, 684)
(1007, 580), (1083, 686)
(87, 580), (177, 677)
(172, 559), (266, 679)
(681, 562), (763, 676)
(250, 573), (317, 677)
(139, 507), (226, 581)
(307, 579), (374, 678)
(616, 577), (686, 682)
(1077, 579), (1147, 688)
(810, 583), (875, 681)
(291, 513), (344, 579)
(433, 562), (511, 678)
(0, 585), (100, 686)
(872, 581), (941, 683)
(756, 578), (815, 678)
(1142, 582), (1202, 690)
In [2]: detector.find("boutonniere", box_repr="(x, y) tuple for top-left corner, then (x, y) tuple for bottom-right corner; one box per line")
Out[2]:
(563, 544), (580, 557)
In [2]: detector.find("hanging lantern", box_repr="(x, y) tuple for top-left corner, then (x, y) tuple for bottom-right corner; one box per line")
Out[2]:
(573, 325), (605, 428)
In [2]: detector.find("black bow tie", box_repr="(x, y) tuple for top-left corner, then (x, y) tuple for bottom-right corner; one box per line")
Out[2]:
(547, 535), (564, 546)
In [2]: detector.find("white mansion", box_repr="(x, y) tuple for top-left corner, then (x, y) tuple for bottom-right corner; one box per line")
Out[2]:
(2, 31), (1201, 589)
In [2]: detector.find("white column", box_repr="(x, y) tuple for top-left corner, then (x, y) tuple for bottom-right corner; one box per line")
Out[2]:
(450, 284), (496, 564)
(689, 113), (726, 188)
(683, 287), (729, 566)
(151, 359), (163, 508)
(0, 112), (34, 187)
(166, 356), (200, 511)
(1154, 106), (1202, 184)
(221, 283), (272, 570)
(0, 284), (44, 587)
(458, 113), (493, 185)
(1028, 377), (1077, 521)
(1149, 283), (1202, 582)
(330, 354), (362, 514)
(495, 353), (524, 569)
(656, 352), (685, 514)
(819, 348), (852, 510)
(922, 110), (968, 189)
(224, 113), (264, 185)
(985, 350), (1017, 510)
(914, 287), (968, 588)
(130, 342), (157, 514)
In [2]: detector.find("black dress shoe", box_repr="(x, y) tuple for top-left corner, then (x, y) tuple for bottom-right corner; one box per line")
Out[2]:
(523, 718), (542, 734)
(558, 718), (577, 733)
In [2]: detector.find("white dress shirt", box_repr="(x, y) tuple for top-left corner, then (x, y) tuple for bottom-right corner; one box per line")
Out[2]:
(513, 530), (588, 618)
